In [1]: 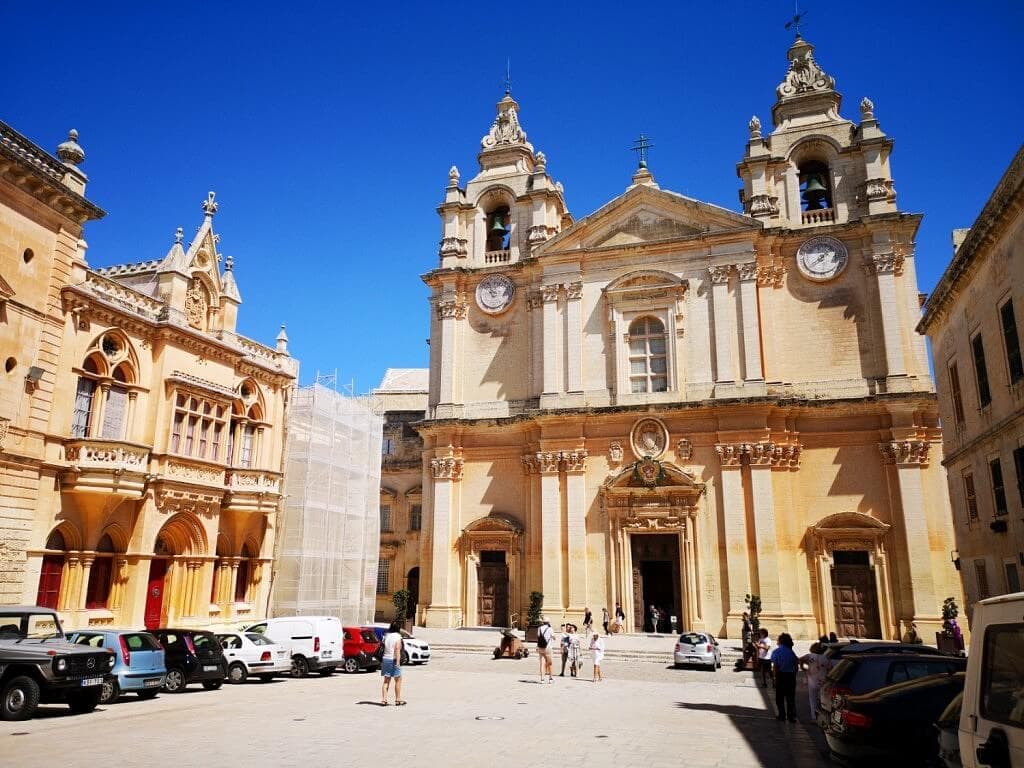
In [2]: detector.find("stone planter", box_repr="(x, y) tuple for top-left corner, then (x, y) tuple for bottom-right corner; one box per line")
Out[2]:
(525, 624), (539, 642)
(935, 633), (964, 655)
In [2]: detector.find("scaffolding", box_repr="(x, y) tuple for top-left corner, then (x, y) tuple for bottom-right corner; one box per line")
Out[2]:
(271, 381), (383, 623)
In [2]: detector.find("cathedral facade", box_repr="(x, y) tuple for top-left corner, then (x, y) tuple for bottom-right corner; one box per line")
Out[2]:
(416, 37), (962, 640)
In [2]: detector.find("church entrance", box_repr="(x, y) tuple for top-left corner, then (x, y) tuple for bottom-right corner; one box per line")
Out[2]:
(831, 550), (881, 639)
(630, 534), (681, 633)
(477, 551), (508, 628)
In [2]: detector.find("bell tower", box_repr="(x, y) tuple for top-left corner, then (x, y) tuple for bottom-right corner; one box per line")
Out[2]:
(737, 36), (898, 228)
(436, 89), (569, 269)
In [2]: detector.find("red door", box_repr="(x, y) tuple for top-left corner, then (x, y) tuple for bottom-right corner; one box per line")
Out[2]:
(145, 559), (168, 629)
(36, 555), (64, 609)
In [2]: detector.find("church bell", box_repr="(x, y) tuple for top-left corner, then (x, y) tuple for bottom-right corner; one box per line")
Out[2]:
(801, 174), (828, 210)
(490, 213), (507, 232)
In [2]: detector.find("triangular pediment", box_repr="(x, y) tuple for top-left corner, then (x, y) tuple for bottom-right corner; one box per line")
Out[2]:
(540, 183), (760, 254)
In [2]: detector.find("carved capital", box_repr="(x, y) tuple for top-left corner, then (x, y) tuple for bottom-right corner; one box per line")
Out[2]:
(439, 236), (468, 257)
(736, 262), (758, 282)
(863, 253), (905, 276)
(561, 449), (588, 473)
(436, 296), (468, 320)
(430, 456), (464, 480)
(748, 194), (779, 218)
(756, 264), (786, 288)
(565, 281), (583, 301)
(715, 443), (746, 468)
(879, 440), (930, 466)
(863, 177), (896, 203)
(521, 454), (538, 475)
(536, 451), (561, 473)
(541, 284), (561, 303)
(527, 224), (556, 245)
(708, 265), (732, 284)
(747, 441), (802, 469)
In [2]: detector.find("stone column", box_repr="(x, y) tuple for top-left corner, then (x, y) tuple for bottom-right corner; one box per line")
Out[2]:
(866, 254), (906, 379)
(872, 548), (895, 641)
(60, 556), (80, 611)
(126, 392), (138, 442)
(565, 282), (583, 393)
(465, 554), (478, 627)
(563, 450), (588, 611)
(110, 557), (128, 611)
(683, 517), (702, 625)
(538, 451), (563, 613)
(736, 263), (763, 381)
(436, 296), (466, 405)
(815, 550), (836, 636)
(709, 266), (734, 383)
(78, 556), (95, 610)
(747, 444), (781, 615)
(541, 285), (561, 395)
(425, 455), (463, 626)
(716, 444), (749, 635)
(93, 384), (110, 436)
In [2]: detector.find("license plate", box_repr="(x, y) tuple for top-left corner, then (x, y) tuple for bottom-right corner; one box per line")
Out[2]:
(687, 656), (701, 662)
(81, 677), (103, 687)
(321, 651), (332, 658)
(144, 678), (161, 687)
(203, 665), (219, 672)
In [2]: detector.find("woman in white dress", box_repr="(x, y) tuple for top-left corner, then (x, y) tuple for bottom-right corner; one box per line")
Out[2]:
(590, 632), (605, 682)
(380, 620), (405, 706)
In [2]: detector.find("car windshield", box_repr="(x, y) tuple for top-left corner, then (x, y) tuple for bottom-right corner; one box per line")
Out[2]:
(192, 633), (217, 650)
(360, 631), (378, 643)
(0, 613), (63, 640)
(679, 633), (706, 645)
(246, 633), (274, 646)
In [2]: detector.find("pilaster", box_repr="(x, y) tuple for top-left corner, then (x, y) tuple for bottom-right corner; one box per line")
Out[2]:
(436, 295), (467, 406)
(565, 281), (583, 394)
(864, 254), (907, 380)
(541, 285), (562, 397)
(537, 450), (563, 612)
(425, 452), (464, 626)
(709, 266), (735, 383)
(715, 443), (749, 631)
(563, 449), (588, 611)
(736, 263), (764, 381)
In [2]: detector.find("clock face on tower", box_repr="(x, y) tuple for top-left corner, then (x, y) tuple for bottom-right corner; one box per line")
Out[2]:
(796, 236), (848, 282)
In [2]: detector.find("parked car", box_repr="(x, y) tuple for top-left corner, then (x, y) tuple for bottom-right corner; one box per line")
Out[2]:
(818, 652), (967, 731)
(823, 641), (946, 661)
(244, 616), (342, 677)
(342, 626), (381, 673)
(936, 691), (963, 768)
(957, 591), (1024, 768)
(822, 669), (964, 765)
(0, 605), (115, 720)
(148, 628), (227, 692)
(216, 632), (292, 683)
(673, 631), (721, 670)
(365, 626), (431, 665)
(67, 629), (165, 704)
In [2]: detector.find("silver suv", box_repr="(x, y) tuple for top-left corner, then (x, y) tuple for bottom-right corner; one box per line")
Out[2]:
(0, 606), (115, 720)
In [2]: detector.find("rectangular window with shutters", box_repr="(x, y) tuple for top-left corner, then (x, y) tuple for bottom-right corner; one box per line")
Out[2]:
(948, 362), (965, 425)
(409, 504), (422, 532)
(964, 472), (979, 523)
(991, 458), (1008, 516)
(973, 333), (992, 408)
(376, 560), (390, 594)
(1001, 299), (1024, 383)
(1005, 562), (1021, 594)
(71, 378), (96, 437)
(1014, 446), (1024, 508)
(100, 386), (128, 439)
(975, 560), (991, 600)
(380, 504), (392, 533)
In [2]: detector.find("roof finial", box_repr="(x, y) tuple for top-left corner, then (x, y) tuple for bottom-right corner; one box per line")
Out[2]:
(630, 134), (653, 169)
(276, 323), (289, 353)
(202, 191), (218, 217)
(860, 97), (875, 121)
(784, 0), (807, 39)
(448, 165), (460, 188)
(748, 115), (762, 140)
(174, 226), (183, 244)
(504, 58), (512, 96)
(225, 255), (234, 271)
(56, 129), (85, 167)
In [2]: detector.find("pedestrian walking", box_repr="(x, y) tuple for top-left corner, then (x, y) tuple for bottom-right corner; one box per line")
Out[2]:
(536, 616), (554, 683)
(756, 628), (773, 687)
(590, 632), (605, 682)
(582, 607), (593, 636)
(649, 604), (659, 634)
(613, 602), (625, 633)
(770, 633), (798, 722)
(568, 625), (581, 677)
(602, 607), (610, 636)
(741, 612), (752, 646)
(380, 620), (406, 706)
(559, 624), (570, 676)
(799, 640), (833, 719)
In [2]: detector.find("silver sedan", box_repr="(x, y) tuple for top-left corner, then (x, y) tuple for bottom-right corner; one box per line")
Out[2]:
(673, 631), (722, 670)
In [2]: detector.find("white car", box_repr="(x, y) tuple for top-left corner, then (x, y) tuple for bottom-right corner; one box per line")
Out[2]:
(216, 632), (292, 683)
(672, 631), (722, 670)
(244, 616), (343, 677)
(400, 630), (431, 665)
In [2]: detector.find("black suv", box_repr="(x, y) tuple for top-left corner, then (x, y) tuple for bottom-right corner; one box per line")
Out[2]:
(149, 628), (227, 692)
(0, 605), (115, 720)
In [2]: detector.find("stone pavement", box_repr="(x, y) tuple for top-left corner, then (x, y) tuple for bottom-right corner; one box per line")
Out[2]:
(1, 650), (829, 767)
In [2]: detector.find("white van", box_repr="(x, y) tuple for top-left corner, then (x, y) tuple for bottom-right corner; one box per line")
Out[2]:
(244, 616), (342, 677)
(959, 592), (1024, 767)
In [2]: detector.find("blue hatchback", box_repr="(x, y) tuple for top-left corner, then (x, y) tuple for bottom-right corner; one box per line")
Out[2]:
(68, 629), (166, 704)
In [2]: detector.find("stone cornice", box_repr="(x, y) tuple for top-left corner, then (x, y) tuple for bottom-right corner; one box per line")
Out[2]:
(878, 439), (931, 466)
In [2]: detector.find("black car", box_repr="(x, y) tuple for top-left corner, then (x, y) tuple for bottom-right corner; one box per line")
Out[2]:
(149, 629), (227, 692)
(818, 652), (966, 731)
(823, 641), (946, 661)
(822, 671), (965, 765)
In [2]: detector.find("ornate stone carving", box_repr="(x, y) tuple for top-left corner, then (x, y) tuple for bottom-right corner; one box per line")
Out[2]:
(436, 296), (468, 320)
(56, 129), (85, 166)
(715, 443), (745, 467)
(630, 418), (669, 460)
(562, 450), (588, 473)
(526, 292), (544, 311)
(448, 165), (460, 187)
(879, 440), (930, 466)
(537, 451), (561, 474)
(527, 224), (556, 244)
(708, 265), (732, 284)
(776, 37), (835, 99)
(154, 488), (220, 519)
(481, 95), (528, 149)
(736, 262), (758, 282)
(748, 194), (779, 217)
(0, 417), (9, 452)
(748, 115), (762, 140)
(863, 253), (905, 276)
(201, 191), (219, 217)
(860, 97), (875, 120)
(747, 442), (802, 469)
(430, 456), (464, 480)
(439, 236), (468, 257)
(185, 282), (207, 330)
(675, 438), (692, 461)
(565, 281), (583, 300)
(622, 512), (685, 531)
(864, 178), (896, 202)
(167, 461), (222, 483)
(541, 284), (561, 303)
(521, 454), (538, 475)
(756, 264), (786, 288)
(475, 275), (516, 315)
(608, 441), (624, 464)
(65, 440), (149, 470)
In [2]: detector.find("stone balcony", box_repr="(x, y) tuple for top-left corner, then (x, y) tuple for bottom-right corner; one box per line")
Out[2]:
(222, 468), (283, 515)
(61, 438), (151, 501)
(801, 207), (835, 226)
(484, 250), (510, 264)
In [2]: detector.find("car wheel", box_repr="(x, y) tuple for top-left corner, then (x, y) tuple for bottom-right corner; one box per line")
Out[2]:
(318, 667), (334, 677)
(259, 674), (275, 683)
(67, 687), (102, 714)
(202, 680), (223, 690)
(291, 656), (310, 678)
(99, 678), (120, 705)
(228, 663), (248, 684)
(1, 676), (40, 721)
(343, 657), (360, 674)
(163, 668), (186, 693)
(136, 689), (160, 701)
(401, 651), (410, 665)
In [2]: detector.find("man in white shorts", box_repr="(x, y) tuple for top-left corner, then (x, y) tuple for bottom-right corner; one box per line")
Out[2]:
(536, 616), (554, 683)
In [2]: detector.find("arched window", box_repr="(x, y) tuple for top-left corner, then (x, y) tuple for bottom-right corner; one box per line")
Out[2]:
(798, 160), (832, 211)
(71, 357), (100, 437)
(36, 530), (67, 609)
(628, 317), (668, 393)
(235, 544), (253, 603)
(485, 206), (511, 252)
(85, 534), (115, 609)
(72, 333), (138, 440)
(100, 365), (130, 440)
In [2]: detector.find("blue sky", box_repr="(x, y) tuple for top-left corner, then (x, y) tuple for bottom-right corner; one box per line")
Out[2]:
(6, 1), (1022, 390)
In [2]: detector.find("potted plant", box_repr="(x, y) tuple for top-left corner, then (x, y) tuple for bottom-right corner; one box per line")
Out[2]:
(525, 591), (543, 642)
(392, 588), (411, 631)
(936, 596), (964, 655)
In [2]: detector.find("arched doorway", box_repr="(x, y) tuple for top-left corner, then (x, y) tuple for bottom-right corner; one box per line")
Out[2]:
(146, 513), (208, 629)
(406, 567), (420, 620)
(459, 513), (523, 628)
(36, 529), (68, 610)
(145, 535), (172, 629)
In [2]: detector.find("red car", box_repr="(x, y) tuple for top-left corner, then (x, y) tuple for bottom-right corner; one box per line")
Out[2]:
(341, 627), (380, 673)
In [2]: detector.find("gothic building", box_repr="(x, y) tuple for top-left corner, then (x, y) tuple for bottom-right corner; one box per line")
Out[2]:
(416, 37), (962, 640)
